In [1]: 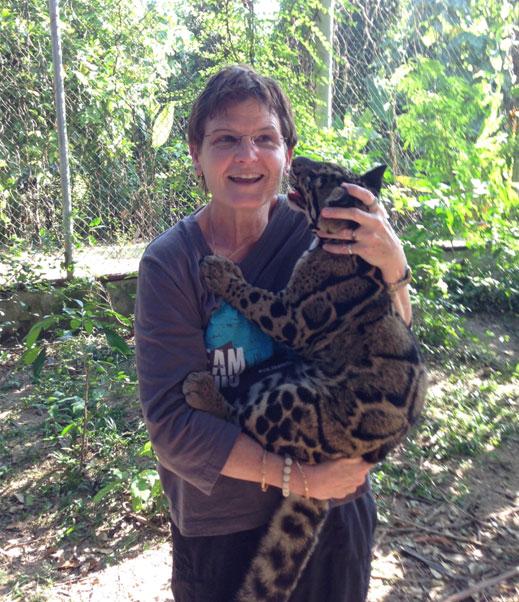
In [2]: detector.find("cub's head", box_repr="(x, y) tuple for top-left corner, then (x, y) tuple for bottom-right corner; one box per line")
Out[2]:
(288, 156), (386, 235)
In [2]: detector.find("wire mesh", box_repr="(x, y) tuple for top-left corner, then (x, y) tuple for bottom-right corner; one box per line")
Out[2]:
(0, 0), (516, 267)
(0, 0), (202, 258)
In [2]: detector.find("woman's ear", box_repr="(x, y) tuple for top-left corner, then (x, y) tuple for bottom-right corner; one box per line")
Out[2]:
(189, 144), (202, 176)
(284, 147), (294, 177)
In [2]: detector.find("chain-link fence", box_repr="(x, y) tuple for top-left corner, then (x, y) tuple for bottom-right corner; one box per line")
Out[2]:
(1, 0), (517, 275)
(0, 0), (199, 256)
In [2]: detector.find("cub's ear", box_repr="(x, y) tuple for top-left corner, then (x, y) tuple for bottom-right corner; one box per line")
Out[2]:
(362, 165), (387, 194)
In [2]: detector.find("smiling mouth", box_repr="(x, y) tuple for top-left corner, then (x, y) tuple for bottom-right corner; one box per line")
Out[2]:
(228, 175), (264, 184)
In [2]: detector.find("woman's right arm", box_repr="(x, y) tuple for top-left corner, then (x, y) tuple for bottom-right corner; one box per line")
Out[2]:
(221, 433), (372, 500)
(135, 246), (243, 496)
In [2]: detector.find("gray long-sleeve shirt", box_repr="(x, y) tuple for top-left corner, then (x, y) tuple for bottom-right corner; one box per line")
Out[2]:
(135, 198), (314, 536)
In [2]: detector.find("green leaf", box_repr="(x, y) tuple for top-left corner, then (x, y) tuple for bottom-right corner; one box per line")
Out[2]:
(104, 329), (131, 355)
(395, 175), (434, 192)
(32, 348), (47, 380)
(60, 422), (78, 436)
(138, 440), (155, 458)
(105, 308), (132, 327)
(70, 318), (82, 330)
(93, 481), (122, 504)
(73, 69), (90, 87)
(130, 469), (161, 512)
(24, 315), (57, 348)
(24, 325), (42, 349)
(22, 346), (41, 366)
(71, 398), (85, 415)
(152, 102), (175, 148)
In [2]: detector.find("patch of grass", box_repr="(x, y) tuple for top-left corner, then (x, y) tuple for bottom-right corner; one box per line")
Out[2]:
(373, 322), (518, 510)
(422, 376), (517, 460)
(1, 334), (167, 563)
(3, 569), (55, 602)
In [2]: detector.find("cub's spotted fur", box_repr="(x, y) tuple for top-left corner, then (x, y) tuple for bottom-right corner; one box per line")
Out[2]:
(183, 156), (427, 602)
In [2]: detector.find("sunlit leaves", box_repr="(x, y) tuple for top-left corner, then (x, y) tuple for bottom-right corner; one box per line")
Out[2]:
(151, 102), (175, 148)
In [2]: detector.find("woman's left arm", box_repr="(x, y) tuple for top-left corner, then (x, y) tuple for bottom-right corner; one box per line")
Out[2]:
(318, 182), (412, 326)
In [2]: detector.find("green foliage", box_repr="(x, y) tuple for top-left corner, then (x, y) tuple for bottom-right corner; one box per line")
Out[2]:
(396, 58), (486, 184)
(2, 0), (517, 266)
(444, 242), (519, 313)
(6, 276), (167, 536)
(423, 378), (517, 460)
(20, 278), (139, 486)
(22, 280), (132, 377)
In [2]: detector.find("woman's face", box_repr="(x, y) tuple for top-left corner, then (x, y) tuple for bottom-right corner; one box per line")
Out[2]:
(190, 98), (293, 213)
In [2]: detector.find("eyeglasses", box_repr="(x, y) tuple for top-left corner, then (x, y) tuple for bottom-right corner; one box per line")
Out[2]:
(204, 131), (286, 152)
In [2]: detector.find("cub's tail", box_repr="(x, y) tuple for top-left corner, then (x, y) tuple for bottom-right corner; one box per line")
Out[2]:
(236, 496), (328, 602)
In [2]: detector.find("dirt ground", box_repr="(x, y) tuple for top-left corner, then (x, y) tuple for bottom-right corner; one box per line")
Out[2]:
(17, 438), (514, 602)
(1, 313), (518, 601)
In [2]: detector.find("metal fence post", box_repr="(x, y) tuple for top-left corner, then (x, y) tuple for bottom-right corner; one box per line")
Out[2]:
(316, 0), (334, 129)
(49, 0), (74, 279)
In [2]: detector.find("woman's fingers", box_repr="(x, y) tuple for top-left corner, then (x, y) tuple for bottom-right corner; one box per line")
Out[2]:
(321, 205), (383, 224)
(317, 227), (358, 241)
(338, 182), (377, 206)
(322, 242), (358, 255)
(307, 457), (373, 500)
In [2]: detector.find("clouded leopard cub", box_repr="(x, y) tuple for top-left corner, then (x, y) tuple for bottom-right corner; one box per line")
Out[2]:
(183, 156), (427, 602)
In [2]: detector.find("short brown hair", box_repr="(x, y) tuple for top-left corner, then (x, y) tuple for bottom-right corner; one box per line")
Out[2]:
(188, 65), (298, 150)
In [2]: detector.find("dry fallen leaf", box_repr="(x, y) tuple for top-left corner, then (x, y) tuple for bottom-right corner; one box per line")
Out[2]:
(5, 521), (26, 530)
(414, 534), (456, 549)
(56, 555), (81, 570)
(79, 556), (102, 574)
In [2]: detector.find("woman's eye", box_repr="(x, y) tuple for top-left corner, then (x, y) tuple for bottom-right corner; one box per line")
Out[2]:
(215, 135), (238, 145)
(255, 135), (274, 145)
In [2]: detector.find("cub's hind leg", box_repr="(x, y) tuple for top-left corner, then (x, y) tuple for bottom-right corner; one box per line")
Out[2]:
(183, 371), (232, 420)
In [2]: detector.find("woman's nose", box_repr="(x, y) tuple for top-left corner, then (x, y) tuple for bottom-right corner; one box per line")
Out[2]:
(234, 135), (258, 159)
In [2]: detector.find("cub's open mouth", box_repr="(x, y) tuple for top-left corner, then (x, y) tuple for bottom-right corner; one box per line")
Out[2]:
(287, 189), (303, 203)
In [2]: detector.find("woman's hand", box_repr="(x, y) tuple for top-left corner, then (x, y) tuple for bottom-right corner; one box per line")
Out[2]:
(318, 183), (406, 284)
(303, 457), (373, 501)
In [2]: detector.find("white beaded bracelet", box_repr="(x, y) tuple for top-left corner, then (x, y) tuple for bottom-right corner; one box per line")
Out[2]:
(282, 455), (293, 497)
(261, 449), (268, 492)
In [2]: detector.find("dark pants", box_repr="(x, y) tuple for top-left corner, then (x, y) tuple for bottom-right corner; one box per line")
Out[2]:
(171, 491), (377, 602)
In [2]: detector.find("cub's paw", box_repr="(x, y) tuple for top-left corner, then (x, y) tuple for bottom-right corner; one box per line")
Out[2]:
(183, 371), (217, 411)
(200, 255), (244, 295)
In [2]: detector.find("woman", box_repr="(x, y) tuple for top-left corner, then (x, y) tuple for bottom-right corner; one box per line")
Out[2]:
(135, 65), (411, 601)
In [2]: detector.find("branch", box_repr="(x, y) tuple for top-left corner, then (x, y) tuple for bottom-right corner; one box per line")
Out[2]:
(440, 566), (519, 602)
(400, 545), (454, 577)
(391, 514), (492, 548)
